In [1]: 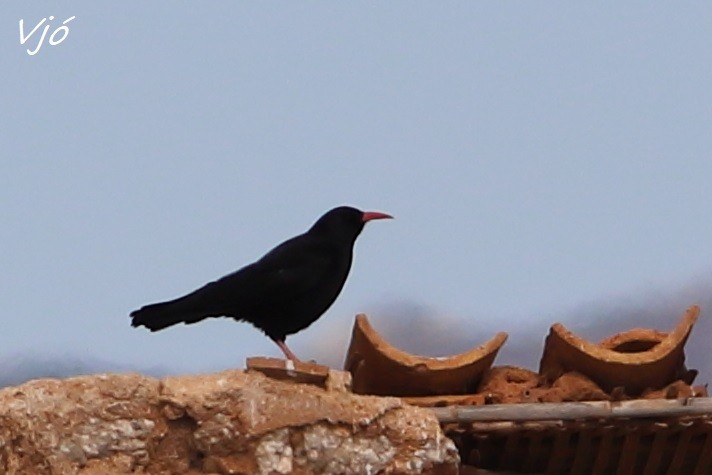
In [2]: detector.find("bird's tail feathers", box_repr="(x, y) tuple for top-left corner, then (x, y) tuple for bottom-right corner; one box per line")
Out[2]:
(130, 298), (205, 331)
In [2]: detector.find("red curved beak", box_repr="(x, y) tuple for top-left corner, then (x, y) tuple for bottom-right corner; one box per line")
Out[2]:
(362, 211), (394, 223)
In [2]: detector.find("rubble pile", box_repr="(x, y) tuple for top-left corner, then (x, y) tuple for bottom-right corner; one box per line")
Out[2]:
(347, 306), (704, 405)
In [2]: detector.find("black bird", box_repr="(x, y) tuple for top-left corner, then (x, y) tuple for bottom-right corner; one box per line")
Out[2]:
(130, 206), (392, 361)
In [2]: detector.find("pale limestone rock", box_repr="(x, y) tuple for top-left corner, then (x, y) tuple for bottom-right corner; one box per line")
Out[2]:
(0, 370), (459, 474)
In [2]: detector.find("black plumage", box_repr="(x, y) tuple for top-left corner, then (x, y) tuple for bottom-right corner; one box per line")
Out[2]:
(130, 206), (392, 361)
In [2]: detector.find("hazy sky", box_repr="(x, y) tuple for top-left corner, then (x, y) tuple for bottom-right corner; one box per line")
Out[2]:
(2, 3), (711, 385)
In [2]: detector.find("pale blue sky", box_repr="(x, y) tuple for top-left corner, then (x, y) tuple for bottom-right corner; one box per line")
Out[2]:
(1, 3), (711, 383)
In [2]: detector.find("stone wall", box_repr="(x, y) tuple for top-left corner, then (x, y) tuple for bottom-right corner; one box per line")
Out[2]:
(0, 370), (459, 475)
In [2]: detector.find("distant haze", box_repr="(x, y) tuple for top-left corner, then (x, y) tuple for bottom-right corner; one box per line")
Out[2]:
(4, 275), (707, 389)
(308, 274), (711, 386)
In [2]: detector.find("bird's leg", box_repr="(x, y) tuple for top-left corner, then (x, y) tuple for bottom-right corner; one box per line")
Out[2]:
(273, 338), (301, 363)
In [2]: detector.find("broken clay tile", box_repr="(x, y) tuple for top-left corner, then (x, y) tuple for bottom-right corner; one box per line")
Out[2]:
(344, 314), (508, 396)
(476, 366), (540, 404)
(550, 371), (610, 402)
(693, 385), (709, 397)
(599, 328), (698, 384)
(401, 394), (487, 408)
(642, 380), (695, 400)
(539, 305), (699, 395)
(599, 328), (668, 353)
(246, 356), (330, 386)
(478, 366), (540, 390)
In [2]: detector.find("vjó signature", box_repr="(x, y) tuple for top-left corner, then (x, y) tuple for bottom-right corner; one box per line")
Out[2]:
(19, 15), (76, 56)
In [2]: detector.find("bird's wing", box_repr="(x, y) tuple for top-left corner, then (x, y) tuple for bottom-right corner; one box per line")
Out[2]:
(185, 235), (337, 313)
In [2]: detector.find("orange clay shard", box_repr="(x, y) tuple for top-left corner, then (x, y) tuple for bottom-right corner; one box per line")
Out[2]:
(539, 305), (699, 395)
(345, 313), (508, 396)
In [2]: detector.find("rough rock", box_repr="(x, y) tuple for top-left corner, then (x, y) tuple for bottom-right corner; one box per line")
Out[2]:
(0, 370), (459, 475)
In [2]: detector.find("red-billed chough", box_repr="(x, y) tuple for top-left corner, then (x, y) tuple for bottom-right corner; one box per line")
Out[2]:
(130, 206), (392, 361)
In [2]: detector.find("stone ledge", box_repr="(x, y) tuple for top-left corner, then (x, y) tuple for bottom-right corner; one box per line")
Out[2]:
(0, 370), (459, 475)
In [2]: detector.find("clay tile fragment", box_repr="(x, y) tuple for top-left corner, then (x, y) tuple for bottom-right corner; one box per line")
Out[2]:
(476, 366), (540, 404)
(642, 380), (695, 400)
(345, 314), (508, 396)
(539, 305), (700, 395)
(550, 371), (610, 402)
(246, 356), (330, 386)
(599, 328), (668, 353)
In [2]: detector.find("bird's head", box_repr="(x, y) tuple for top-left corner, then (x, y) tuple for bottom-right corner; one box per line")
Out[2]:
(309, 206), (393, 241)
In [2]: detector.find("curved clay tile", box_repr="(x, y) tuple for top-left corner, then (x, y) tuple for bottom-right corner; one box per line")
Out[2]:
(344, 314), (508, 396)
(539, 305), (700, 395)
(598, 328), (668, 353)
